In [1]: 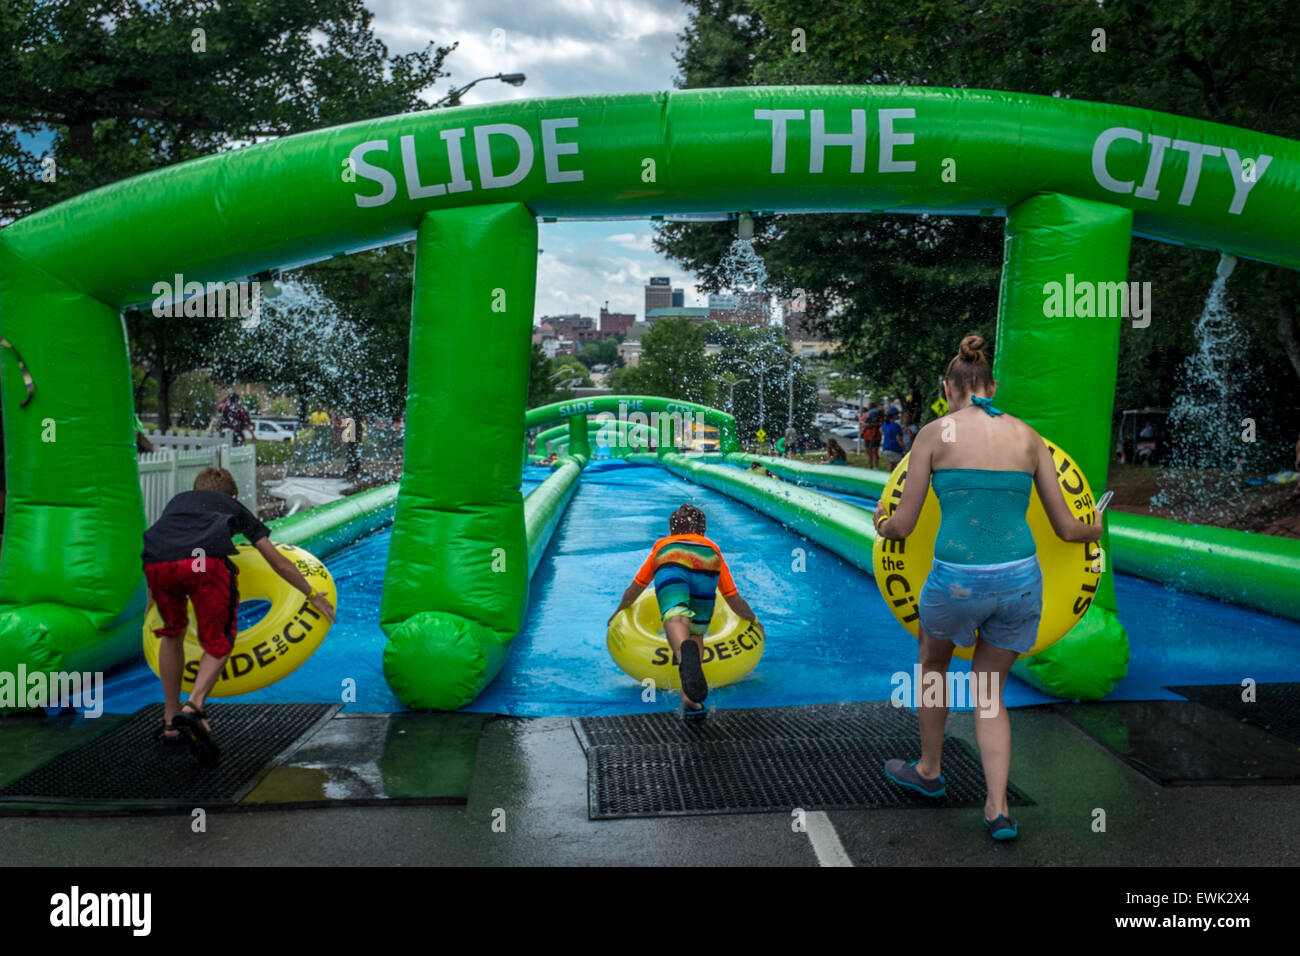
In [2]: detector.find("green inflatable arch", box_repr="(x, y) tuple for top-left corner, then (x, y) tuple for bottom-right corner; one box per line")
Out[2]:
(527, 395), (738, 460)
(3, 86), (1298, 707)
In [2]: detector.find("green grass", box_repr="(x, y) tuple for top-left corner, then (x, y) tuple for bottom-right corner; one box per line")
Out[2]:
(256, 440), (295, 466)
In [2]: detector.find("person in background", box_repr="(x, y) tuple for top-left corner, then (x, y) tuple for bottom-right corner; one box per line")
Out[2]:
(880, 408), (906, 471)
(860, 401), (882, 470)
(901, 409), (919, 451)
(134, 413), (154, 454)
(219, 393), (253, 446)
(825, 437), (848, 466)
(783, 424), (799, 458)
(309, 405), (330, 427)
(342, 412), (363, 479)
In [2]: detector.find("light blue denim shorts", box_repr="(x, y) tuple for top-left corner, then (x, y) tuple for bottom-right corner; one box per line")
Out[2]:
(918, 555), (1043, 654)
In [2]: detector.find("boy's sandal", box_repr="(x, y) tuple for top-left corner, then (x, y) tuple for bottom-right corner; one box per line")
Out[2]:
(153, 722), (185, 743)
(180, 701), (209, 723)
(683, 706), (709, 721)
(172, 709), (220, 768)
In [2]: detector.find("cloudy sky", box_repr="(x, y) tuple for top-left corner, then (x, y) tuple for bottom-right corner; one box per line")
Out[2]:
(365, 0), (708, 323)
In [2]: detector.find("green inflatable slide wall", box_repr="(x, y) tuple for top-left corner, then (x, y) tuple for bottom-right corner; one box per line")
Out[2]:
(2, 86), (1297, 707)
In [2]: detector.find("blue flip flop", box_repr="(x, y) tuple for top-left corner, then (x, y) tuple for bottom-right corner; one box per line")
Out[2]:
(883, 758), (947, 797)
(984, 813), (1019, 840)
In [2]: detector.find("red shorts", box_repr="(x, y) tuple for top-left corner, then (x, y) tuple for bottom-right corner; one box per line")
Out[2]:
(144, 557), (239, 657)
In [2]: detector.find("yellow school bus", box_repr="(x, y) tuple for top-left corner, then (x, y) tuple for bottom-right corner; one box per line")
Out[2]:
(688, 423), (720, 452)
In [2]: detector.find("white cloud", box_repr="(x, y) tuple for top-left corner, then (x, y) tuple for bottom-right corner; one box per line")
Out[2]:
(361, 2), (713, 324)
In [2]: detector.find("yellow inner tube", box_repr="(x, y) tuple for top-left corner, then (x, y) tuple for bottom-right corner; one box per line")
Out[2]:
(607, 588), (764, 690)
(872, 436), (1102, 659)
(143, 542), (336, 696)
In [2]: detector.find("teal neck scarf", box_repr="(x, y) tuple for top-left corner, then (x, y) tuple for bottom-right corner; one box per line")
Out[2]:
(970, 395), (1004, 417)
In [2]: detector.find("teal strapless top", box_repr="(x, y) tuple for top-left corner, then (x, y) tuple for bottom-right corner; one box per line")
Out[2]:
(931, 468), (1035, 565)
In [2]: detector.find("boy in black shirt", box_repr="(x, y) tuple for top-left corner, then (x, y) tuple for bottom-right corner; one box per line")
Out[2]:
(143, 467), (335, 764)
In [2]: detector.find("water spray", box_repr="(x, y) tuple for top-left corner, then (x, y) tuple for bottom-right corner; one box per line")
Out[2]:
(1216, 253), (1237, 279)
(737, 212), (755, 241)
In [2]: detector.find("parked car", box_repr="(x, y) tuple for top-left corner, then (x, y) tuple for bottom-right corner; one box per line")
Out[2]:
(835, 406), (859, 420)
(814, 412), (841, 426)
(253, 419), (295, 442)
(1116, 407), (1168, 465)
(829, 424), (859, 438)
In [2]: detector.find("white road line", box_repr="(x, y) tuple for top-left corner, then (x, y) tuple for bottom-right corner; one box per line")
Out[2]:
(805, 810), (853, 867)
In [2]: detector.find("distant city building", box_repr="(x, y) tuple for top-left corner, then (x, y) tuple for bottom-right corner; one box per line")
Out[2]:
(617, 341), (642, 367)
(599, 306), (635, 337)
(781, 296), (819, 339)
(540, 314), (595, 337)
(531, 321), (556, 347)
(671, 288), (684, 307)
(645, 276), (673, 316)
(707, 291), (771, 325)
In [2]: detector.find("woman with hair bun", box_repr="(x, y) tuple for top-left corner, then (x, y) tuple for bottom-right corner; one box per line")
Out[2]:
(873, 334), (1102, 841)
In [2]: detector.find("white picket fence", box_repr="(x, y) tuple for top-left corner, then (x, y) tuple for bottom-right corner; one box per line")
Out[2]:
(138, 438), (257, 525)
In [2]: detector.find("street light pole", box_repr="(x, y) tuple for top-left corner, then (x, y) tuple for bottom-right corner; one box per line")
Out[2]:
(787, 366), (795, 430)
(434, 73), (527, 108)
(722, 377), (749, 413)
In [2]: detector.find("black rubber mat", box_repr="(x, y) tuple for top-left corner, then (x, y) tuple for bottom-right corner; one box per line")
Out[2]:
(1169, 682), (1300, 747)
(575, 701), (919, 750)
(1053, 699), (1300, 786)
(0, 703), (338, 812)
(576, 703), (1035, 819)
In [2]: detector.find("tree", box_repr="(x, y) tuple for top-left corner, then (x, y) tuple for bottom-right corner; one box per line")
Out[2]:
(575, 337), (621, 368)
(302, 243), (417, 418)
(0, 0), (453, 219)
(705, 322), (816, 439)
(659, 0), (1300, 458)
(613, 318), (715, 404)
(2, 0), (457, 427)
(553, 356), (594, 388)
(527, 345), (577, 408)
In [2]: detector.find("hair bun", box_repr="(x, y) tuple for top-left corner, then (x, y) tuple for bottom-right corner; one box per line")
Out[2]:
(959, 335), (986, 362)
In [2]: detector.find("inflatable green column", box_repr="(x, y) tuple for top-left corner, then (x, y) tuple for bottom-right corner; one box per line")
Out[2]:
(994, 193), (1131, 699)
(381, 203), (537, 709)
(0, 245), (146, 683)
(567, 413), (590, 463)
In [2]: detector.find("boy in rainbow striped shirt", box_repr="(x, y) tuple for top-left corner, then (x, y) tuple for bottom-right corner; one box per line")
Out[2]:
(609, 504), (764, 716)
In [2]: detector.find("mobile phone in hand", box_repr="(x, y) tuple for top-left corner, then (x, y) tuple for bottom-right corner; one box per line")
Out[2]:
(1095, 490), (1114, 514)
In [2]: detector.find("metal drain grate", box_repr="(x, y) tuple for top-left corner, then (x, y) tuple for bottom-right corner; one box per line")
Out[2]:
(577, 703), (1035, 819)
(0, 703), (338, 811)
(576, 701), (921, 750)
